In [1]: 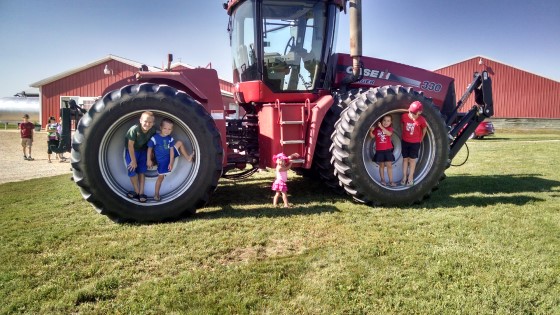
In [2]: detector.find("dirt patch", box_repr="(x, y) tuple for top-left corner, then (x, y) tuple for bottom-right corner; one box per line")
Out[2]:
(0, 130), (73, 184)
(219, 238), (306, 265)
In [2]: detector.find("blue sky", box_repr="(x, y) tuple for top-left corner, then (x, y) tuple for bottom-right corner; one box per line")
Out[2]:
(0, 0), (559, 97)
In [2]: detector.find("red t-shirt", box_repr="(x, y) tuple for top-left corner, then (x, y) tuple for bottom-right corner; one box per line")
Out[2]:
(20, 121), (34, 139)
(373, 126), (393, 151)
(401, 113), (427, 143)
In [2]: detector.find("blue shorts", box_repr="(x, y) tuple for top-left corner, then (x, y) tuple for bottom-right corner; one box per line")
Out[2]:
(402, 140), (421, 159)
(125, 149), (148, 177)
(373, 149), (395, 163)
(156, 147), (180, 175)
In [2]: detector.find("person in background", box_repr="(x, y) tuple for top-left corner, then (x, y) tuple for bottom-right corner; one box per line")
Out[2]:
(19, 114), (35, 161)
(56, 117), (67, 162)
(400, 101), (427, 186)
(46, 116), (59, 163)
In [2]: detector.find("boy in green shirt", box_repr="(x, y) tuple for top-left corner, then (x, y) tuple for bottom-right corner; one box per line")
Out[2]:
(125, 111), (156, 203)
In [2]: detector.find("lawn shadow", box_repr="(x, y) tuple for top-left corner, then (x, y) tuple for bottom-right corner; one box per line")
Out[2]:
(423, 174), (560, 208)
(196, 203), (340, 220)
(469, 137), (509, 141)
(196, 175), (343, 220)
(190, 172), (559, 219)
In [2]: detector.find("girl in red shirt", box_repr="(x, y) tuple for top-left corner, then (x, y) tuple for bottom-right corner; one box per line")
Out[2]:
(370, 115), (395, 186)
(400, 101), (427, 186)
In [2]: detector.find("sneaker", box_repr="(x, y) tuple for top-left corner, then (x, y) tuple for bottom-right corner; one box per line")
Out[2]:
(27, 156), (34, 161)
(24, 155), (28, 160)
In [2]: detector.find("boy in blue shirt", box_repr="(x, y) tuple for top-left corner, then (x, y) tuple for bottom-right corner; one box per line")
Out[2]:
(147, 118), (194, 201)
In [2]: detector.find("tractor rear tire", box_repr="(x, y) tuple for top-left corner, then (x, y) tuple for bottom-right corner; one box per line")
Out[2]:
(331, 85), (449, 205)
(71, 83), (223, 222)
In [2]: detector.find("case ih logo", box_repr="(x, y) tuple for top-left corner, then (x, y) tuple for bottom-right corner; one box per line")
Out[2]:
(344, 66), (423, 88)
(345, 66), (390, 80)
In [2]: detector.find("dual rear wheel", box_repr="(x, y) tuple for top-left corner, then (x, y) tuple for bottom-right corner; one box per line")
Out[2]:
(71, 84), (223, 222)
(330, 85), (450, 205)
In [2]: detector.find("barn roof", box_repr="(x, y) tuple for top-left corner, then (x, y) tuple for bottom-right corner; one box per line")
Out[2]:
(434, 55), (559, 83)
(30, 56), (233, 90)
(30, 55), (160, 88)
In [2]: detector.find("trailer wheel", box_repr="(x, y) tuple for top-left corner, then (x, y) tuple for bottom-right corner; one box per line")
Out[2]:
(71, 83), (223, 222)
(331, 85), (449, 205)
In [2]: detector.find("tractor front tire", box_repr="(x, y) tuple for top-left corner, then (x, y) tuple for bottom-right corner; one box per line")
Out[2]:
(331, 85), (449, 205)
(71, 83), (223, 222)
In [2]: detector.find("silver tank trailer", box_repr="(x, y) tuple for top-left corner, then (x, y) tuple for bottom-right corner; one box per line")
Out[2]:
(0, 97), (40, 123)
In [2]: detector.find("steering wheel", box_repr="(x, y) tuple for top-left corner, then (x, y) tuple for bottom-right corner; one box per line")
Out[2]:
(284, 36), (296, 55)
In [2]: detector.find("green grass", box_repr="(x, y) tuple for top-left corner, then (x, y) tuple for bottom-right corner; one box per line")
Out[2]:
(0, 123), (18, 130)
(1, 131), (559, 314)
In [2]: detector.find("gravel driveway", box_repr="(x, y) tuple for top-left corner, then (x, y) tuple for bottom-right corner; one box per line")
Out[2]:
(0, 130), (73, 184)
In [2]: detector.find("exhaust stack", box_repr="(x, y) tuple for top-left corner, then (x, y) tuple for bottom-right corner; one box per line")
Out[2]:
(349, 0), (362, 79)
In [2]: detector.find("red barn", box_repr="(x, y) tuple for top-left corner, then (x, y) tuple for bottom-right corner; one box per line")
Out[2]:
(30, 55), (234, 128)
(434, 56), (560, 119)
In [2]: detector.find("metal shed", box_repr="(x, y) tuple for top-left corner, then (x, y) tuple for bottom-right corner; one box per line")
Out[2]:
(434, 56), (560, 119)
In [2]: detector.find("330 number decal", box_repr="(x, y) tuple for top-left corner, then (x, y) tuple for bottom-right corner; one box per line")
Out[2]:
(421, 81), (442, 92)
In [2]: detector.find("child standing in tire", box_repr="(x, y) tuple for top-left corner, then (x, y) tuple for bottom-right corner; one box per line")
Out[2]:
(401, 101), (427, 186)
(271, 152), (300, 208)
(125, 111), (157, 203)
(147, 118), (194, 202)
(370, 115), (395, 186)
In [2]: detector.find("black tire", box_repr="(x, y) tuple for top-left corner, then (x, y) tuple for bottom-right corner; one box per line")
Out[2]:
(298, 89), (363, 190)
(331, 85), (449, 205)
(310, 96), (344, 188)
(71, 83), (223, 222)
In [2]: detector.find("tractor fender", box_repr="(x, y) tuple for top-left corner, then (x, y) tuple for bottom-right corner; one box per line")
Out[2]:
(101, 71), (209, 104)
(135, 71), (209, 103)
(304, 95), (334, 168)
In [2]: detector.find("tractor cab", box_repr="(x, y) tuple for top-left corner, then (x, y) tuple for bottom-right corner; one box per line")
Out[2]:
(226, 0), (344, 102)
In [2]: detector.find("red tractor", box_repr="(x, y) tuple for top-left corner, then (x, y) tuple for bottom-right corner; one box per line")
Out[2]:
(70, 0), (493, 222)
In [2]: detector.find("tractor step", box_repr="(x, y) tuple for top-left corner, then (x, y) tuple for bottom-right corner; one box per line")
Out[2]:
(281, 120), (304, 125)
(290, 158), (305, 164)
(281, 140), (305, 144)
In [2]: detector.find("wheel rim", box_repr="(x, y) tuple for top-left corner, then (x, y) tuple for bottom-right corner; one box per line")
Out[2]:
(98, 110), (199, 205)
(361, 109), (437, 190)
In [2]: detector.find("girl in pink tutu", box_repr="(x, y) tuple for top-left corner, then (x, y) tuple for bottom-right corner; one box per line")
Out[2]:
(271, 152), (300, 207)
